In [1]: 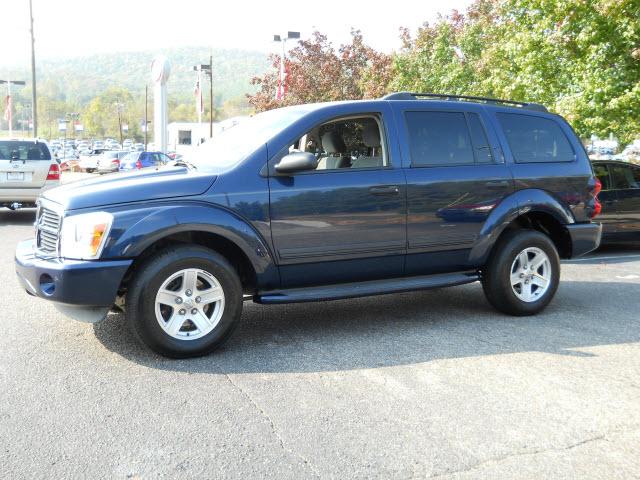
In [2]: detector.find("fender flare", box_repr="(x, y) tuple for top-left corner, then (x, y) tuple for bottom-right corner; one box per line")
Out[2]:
(103, 202), (279, 289)
(468, 189), (575, 265)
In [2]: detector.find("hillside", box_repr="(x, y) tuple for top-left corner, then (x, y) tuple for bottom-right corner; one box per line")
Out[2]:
(0, 46), (271, 106)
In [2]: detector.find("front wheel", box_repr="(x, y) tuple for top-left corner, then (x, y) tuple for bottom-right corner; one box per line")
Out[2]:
(482, 229), (560, 316)
(126, 246), (243, 358)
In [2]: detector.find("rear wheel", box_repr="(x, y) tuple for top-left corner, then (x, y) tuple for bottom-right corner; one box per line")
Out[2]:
(126, 245), (243, 358)
(482, 229), (560, 316)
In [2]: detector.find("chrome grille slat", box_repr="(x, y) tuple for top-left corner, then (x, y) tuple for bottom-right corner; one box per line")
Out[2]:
(36, 207), (61, 255)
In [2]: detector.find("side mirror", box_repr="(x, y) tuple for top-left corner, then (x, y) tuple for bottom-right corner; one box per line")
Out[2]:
(275, 151), (318, 174)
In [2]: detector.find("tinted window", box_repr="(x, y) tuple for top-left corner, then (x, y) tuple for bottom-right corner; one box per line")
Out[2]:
(610, 164), (640, 189)
(0, 141), (51, 160)
(497, 113), (575, 163)
(467, 113), (493, 163)
(405, 111), (474, 166)
(593, 163), (611, 190)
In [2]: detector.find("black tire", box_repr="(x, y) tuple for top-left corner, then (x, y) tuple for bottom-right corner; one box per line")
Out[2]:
(125, 245), (243, 358)
(482, 229), (560, 316)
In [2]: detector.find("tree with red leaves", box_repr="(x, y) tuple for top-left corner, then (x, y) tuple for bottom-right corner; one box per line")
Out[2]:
(248, 30), (392, 112)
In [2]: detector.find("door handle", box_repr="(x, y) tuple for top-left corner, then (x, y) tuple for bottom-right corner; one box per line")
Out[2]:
(485, 180), (509, 189)
(369, 185), (400, 195)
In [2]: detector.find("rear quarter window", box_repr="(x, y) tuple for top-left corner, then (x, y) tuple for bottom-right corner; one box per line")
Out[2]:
(497, 113), (575, 163)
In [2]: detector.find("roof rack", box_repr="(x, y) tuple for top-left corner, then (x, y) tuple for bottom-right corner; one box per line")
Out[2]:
(381, 92), (548, 112)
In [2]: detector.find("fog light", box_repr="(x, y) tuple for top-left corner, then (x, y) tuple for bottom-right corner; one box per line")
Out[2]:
(39, 274), (55, 296)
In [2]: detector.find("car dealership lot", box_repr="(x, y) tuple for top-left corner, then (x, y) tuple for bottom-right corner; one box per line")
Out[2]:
(1, 209), (639, 479)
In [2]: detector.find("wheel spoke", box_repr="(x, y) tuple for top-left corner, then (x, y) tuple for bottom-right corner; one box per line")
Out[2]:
(197, 286), (224, 305)
(165, 312), (185, 335)
(517, 251), (529, 269)
(530, 254), (547, 272)
(510, 271), (523, 287)
(521, 281), (533, 301)
(183, 269), (198, 294)
(531, 274), (549, 289)
(190, 309), (212, 332)
(156, 289), (177, 306)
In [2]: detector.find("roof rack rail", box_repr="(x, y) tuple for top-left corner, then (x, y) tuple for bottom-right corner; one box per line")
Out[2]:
(381, 92), (548, 112)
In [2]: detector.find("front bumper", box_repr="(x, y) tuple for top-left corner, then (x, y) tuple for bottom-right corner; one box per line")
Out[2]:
(15, 239), (132, 307)
(566, 222), (602, 257)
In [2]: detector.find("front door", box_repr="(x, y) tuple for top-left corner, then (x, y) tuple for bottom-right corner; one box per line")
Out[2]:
(269, 114), (407, 288)
(592, 162), (623, 238)
(609, 162), (640, 241)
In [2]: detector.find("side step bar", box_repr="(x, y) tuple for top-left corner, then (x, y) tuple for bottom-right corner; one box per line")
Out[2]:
(255, 271), (479, 304)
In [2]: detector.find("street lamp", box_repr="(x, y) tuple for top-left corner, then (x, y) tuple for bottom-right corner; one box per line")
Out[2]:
(273, 31), (300, 100)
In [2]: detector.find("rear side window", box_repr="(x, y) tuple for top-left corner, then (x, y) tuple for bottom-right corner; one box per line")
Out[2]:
(0, 141), (51, 160)
(497, 113), (575, 163)
(405, 111), (474, 166)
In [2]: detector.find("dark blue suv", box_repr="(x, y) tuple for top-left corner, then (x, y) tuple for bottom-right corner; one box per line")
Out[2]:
(15, 93), (602, 357)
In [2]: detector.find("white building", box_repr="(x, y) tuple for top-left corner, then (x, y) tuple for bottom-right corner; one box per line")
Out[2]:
(167, 117), (248, 153)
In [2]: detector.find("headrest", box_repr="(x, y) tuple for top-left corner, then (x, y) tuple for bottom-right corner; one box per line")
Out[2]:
(321, 131), (346, 154)
(362, 123), (381, 148)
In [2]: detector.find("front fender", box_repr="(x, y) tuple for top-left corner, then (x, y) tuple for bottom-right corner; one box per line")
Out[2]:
(468, 189), (575, 265)
(102, 202), (279, 289)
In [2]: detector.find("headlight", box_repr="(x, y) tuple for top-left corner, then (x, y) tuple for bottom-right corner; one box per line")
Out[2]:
(60, 211), (113, 260)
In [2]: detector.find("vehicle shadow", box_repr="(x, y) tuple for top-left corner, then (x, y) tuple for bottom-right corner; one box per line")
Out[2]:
(0, 208), (36, 226)
(93, 280), (640, 374)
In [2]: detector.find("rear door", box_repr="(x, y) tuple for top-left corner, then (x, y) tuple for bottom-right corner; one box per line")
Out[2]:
(0, 141), (51, 189)
(395, 106), (513, 275)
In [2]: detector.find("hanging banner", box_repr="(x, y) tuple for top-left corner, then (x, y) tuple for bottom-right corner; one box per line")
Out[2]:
(58, 121), (67, 131)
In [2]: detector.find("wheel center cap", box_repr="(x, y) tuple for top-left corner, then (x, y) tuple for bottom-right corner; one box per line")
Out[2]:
(183, 297), (194, 307)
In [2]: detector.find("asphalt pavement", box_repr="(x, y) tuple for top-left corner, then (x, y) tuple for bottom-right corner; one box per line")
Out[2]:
(1, 207), (639, 479)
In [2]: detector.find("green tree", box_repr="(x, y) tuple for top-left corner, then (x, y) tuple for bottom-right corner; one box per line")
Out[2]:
(391, 0), (640, 143)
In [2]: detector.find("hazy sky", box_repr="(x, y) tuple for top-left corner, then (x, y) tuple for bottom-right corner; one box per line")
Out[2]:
(2, 0), (472, 67)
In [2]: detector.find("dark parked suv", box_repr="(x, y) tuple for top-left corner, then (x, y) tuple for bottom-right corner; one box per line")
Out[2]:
(15, 93), (602, 357)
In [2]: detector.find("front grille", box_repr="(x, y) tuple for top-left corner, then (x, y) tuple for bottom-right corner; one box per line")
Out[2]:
(36, 207), (61, 255)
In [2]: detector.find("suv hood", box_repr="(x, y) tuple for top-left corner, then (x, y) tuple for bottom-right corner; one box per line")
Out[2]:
(42, 167), (217, 210)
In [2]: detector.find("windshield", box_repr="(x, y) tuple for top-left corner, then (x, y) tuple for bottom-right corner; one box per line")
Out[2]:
(185, 106), (311, 172)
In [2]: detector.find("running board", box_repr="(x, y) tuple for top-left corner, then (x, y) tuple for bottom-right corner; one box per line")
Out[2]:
(255, 271), (479, 304)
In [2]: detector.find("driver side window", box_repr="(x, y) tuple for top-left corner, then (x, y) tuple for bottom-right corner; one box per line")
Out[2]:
(288, 116), (387, 171)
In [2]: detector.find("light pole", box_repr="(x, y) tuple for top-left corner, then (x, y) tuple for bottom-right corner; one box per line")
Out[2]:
(0, 79), (26, 137)
(114, 102), (124, 144)
(273, 31), (299, 100)
(29, 0), (38, 137)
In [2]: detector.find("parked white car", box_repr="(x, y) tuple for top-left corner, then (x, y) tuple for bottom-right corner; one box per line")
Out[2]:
(78, 148), (108, 173)
(0, 139), (60, 209)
